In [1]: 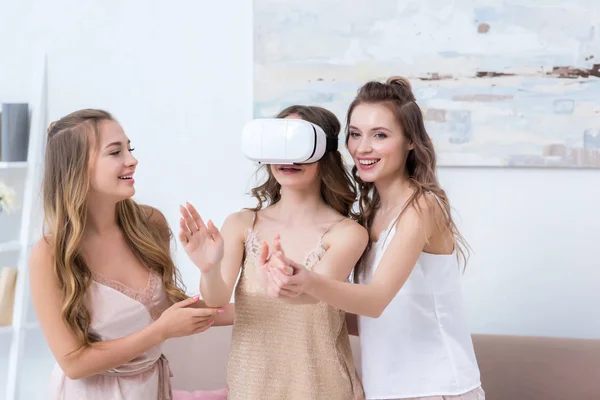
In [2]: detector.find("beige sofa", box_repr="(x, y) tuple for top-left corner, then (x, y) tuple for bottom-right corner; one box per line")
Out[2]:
(472, 334), (600, 400)
(164, 327), (600, 400)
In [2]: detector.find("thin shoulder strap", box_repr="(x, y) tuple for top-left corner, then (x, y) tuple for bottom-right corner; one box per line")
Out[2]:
(427, 191), (450, 220)
(381, 196), (411, 245)
(251, 210), (258, 229)
(320, 216), (347, 242)
(380, 192), (449, 245)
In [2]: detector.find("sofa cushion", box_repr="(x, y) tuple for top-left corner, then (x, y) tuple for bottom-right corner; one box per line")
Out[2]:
(473, 334), (600, 400)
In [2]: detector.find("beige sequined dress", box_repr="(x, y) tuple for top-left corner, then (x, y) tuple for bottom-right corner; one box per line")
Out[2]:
(226, 215), (365, 400)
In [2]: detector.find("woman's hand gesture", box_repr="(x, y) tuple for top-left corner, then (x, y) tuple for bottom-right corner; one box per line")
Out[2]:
(179, 202), (224, 273)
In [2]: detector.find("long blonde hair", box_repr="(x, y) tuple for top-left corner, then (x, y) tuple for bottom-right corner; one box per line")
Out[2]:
(43, 109), (187, 347)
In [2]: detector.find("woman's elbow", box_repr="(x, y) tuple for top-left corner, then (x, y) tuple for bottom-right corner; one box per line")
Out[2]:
(61, 363), (86, 380)
(65, 371), (84, 380)
(365, 309), (383, 319)
(365, 302), (387, 319)
(59, 357), (93, 380)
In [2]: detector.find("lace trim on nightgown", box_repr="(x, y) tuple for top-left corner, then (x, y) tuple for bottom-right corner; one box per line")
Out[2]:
(245, 229), (328, 270)
(91, 270), (163, 320)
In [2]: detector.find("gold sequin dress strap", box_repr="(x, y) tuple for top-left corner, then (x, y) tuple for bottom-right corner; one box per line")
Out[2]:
(320, 217), (347, 243)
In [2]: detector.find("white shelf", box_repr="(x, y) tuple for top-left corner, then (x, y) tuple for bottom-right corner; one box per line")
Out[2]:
(0, 322), (40, 336)
(0, 241), (20, 253)
(23, 322), (39, 331)
(4, 55), (49, 400)
(0, 162), (28, 169)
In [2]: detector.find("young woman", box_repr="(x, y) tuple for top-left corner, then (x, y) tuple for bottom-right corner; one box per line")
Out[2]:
(265, 78), (485, 400)
(29, 109), (231, 400)
(178, 105), (367, 400)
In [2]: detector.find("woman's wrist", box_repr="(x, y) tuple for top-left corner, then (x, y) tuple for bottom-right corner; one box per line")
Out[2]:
(149, 317), (168, 343)
(304, 269), (318, 295)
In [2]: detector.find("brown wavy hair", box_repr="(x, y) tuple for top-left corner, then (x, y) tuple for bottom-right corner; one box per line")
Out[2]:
(248, 105), (357, 218)
(43, 109), (187, 348)
(346, 77), (470, 279)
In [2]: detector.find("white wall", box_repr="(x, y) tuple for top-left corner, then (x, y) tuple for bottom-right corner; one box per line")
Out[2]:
(442, 166), (600, 339)
(1, 0), (598, 351)
(0, 0), (257, 292)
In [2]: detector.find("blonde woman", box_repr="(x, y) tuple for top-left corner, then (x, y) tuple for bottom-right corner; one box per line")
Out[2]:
(29, 109), (231, 400)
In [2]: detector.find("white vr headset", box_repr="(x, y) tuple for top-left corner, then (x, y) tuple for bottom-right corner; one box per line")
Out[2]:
(241, 118), (338, 164)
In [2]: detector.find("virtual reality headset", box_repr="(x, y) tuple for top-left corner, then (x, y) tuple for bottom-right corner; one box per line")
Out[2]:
(241, 118), (338, 164)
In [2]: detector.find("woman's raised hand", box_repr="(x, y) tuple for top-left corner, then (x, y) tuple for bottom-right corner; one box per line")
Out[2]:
(179, 202), (224, 273)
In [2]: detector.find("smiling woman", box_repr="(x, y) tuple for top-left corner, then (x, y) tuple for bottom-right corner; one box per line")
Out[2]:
(264, 77), (485, 400)
(89, 120), (138, 200)
(29, 109), (229, 400)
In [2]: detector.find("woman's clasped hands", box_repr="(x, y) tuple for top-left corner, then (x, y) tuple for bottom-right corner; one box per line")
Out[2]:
(258, 234), (313, 299)
(178, 202), (311, 300)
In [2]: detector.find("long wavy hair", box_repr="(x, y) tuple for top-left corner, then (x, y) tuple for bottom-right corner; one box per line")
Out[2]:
(248, 105), (357, 218)
(346, 77), (470, 280)
(43, 109), (187, 348)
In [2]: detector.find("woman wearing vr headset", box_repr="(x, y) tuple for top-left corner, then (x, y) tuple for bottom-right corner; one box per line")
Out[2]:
(29, 109), (231, 400)
(179, 105), (366, 399)
(264, 78), (485, 400)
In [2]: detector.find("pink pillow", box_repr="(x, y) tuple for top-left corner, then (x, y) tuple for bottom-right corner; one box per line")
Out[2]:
(172, 388), (228, 400)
